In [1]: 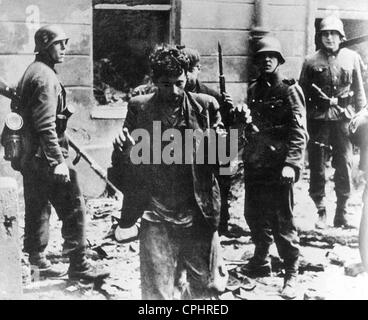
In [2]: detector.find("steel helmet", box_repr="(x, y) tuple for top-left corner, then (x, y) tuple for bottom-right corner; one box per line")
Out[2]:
(255, 36), (285, 64)
(34, 24), (69, 53)
(319, 16), (346, 39)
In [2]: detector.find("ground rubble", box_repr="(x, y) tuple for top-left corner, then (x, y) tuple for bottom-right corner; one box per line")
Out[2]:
(20, 166), (368, 300)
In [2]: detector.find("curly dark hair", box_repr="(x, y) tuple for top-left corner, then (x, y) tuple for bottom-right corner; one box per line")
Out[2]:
(149, 44), (190, 80)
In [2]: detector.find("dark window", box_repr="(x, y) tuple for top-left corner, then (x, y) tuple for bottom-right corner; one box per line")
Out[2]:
(93, 0), (170, 104)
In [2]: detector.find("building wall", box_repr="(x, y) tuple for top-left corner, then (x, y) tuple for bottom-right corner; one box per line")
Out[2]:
(180, 0), (255, 104)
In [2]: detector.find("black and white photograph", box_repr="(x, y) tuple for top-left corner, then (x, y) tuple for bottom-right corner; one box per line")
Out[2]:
(0, 0), (368, 305)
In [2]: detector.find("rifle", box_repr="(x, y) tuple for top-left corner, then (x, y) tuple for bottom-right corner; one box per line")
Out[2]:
(0, 78), (122, 199)
(67, 135), (123, 199)
(341, 34), (368, 48)
(218, 41), (226, 94)
(217, 42), (259, 133)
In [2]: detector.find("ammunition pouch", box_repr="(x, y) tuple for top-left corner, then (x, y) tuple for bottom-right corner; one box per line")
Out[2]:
(56, 105), (74, 134)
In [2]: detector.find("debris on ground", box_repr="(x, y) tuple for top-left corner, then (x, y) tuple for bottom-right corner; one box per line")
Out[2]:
(19, 165), (368, 300)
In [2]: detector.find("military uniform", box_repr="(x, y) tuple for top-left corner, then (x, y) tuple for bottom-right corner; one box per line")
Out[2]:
(19, 53), (86, 257)
(243, 72), (308, 275)
(299, 47), (367, 221)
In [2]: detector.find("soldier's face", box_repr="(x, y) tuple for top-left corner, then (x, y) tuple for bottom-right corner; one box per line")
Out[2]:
(257, 53), (279, 75)
(186, 63), (201, 87)
(48, 39), (68, 64)
(156, 71), (187, 103)
(321, 30), (342, 52)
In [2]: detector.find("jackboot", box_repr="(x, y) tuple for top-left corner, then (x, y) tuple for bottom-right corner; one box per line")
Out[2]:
(68, 248), (110, 282)
(29, 252), (67, 278)
(315, 207), (327, 230)
(334, 199), (356, 229)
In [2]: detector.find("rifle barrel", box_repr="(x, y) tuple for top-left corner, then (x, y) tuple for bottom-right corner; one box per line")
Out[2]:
(218, 41), (226, 93)
(218, 41), (223, 75)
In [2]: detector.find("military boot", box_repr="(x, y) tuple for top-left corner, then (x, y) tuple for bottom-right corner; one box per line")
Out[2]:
(334, 199), (356, 229)
(68, 248), (110, 282)
(315, 207), (327, 229)
(280, 273), (298, 300)
(312, 197), (327, 229)
(29, 252), (67, 279)
(333, 210), (356, 229)
(241, 257), (272, 278)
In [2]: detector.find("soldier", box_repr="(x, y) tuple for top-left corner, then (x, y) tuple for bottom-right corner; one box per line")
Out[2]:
(299, 16), (367, 229)
(18, 25), (109, 281)
(242, 36), (308, 299)
(113, 45), (227, 299)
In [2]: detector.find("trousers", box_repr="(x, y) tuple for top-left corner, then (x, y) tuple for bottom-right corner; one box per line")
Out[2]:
(244, 182), (299, 273)
(22, 157), (86, 255)
(307, 120), (352, 202)
(139, 218), (213, 300)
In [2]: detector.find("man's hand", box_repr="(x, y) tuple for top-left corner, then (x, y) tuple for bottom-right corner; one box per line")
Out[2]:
(53, 162), (70, 184)
(281, 165), (295, 184)
(222, 92), (234, 109)
(113, 127), (135, 151)
(234, 103), (252, 124)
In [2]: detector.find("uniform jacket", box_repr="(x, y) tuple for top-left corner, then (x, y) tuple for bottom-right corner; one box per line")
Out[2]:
(18, 54), (68, 169)
(244, 72), (308, 184)
(299, 47), (367, 121)
(112, 91), (223, 230)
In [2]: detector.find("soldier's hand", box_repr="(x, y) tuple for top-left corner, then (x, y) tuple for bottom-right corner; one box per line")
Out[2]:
(349, 108), (368, 135)
(222, 92), (234, 109)
(113, 127), (135, 151)
(231, 103), (253, 127)
(281, 165), (295, 184)
(53, 162), (70, 184)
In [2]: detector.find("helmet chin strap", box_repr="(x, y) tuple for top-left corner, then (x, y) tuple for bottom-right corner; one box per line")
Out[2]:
(263, 61), (280, 86)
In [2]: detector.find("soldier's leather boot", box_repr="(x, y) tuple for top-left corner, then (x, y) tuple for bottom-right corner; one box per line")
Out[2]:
(280, 273), (298, 300)
(333, 210), (356, 229)
(315, 207), (327, 229)
(68, 248), (110, 282)
(334, 199), (356, 229)
(29, 252), (67, 278)
(241, 257), (272, 278)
